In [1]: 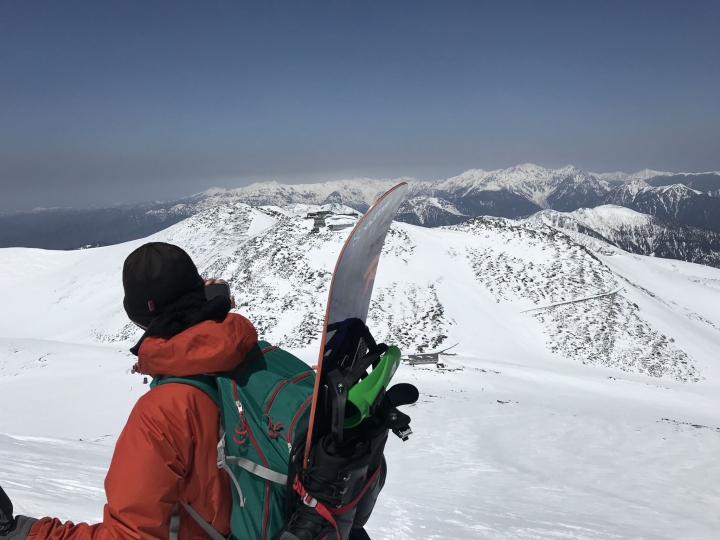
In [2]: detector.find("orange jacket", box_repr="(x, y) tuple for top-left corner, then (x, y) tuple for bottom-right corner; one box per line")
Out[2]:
(29, 314), (259, 540)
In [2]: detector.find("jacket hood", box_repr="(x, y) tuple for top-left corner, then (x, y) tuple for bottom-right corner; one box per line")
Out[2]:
(136, 313), (258, 377)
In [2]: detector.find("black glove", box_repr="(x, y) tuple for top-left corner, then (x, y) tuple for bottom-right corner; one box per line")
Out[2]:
(0, 486), (37, 540)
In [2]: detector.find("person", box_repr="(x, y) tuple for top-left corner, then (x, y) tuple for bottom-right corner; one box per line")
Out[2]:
(1, 242), (263, 540)
(0, 242), (391, 540)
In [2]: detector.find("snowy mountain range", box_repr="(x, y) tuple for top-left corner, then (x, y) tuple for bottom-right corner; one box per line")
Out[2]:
(3, 164), (720, 270)
(2, 200), (719, 537)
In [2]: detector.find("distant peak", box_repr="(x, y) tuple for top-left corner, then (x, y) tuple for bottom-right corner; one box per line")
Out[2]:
(455, 168), (488, 177)
(199, 187), (229, 196)
(629, 169), (673, 181)
(512, 163), (547, 172)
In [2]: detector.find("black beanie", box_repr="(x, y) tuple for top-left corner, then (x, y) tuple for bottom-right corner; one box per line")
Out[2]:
(122, 242), (205, 327)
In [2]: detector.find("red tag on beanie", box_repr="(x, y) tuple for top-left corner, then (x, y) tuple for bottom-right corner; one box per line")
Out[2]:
(148, 300), (155, 312)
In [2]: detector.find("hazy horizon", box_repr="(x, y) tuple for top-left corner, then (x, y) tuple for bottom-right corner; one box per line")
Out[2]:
(2, 1), (719, 212)
(7, 162), (720, 215)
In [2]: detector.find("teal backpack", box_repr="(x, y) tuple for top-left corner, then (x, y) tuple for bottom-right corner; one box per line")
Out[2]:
(151, 341), (316, 540)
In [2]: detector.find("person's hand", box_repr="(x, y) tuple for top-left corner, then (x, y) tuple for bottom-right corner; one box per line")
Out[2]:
(0, 486), (37, 540)
(204, 279), (236, 309)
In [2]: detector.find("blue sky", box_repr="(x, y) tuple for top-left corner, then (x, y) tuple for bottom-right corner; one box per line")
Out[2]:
(1, 1), (719, 211)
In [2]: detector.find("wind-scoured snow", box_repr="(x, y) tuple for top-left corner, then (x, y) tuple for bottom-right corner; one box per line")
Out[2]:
(1, 203), (720, 538)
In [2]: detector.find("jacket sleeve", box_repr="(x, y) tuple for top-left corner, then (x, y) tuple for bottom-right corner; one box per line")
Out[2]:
(27, 386), (205, 540)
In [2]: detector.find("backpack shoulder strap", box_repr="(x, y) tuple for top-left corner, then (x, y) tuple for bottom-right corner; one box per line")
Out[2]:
(151, 374), (220, 407)
(180, 503), (227, 540)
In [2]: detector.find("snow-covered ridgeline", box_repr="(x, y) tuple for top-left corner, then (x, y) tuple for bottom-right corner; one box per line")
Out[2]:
(525, 205), (720, 269)
(2, 203), (716, 383)
(2, 202), (720, 538)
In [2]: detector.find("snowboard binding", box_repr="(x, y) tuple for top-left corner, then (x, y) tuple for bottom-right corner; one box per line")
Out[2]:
(322, 318), (418, 445)
(276, 318), (417, 540)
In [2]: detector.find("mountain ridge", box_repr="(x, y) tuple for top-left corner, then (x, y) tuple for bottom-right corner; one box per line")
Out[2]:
(3, 165), (720, 255)
(2, 201), (714, 383)
(2, 201), (720, 537)
(524, 205), (720, 269)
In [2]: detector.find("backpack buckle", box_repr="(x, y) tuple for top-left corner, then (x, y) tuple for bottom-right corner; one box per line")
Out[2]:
(293, 477), (318, 508)
(217, 431), (227, 469)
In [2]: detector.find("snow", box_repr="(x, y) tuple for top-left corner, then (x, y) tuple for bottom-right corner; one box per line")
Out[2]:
(627, 169), (674, 182)
(397, 196), (467, 226)
(524, 205), (720, 271)
(575, 204), (651, 222)
(527, 205), (656, 233)
(660, 171), (720, 178)
(180, 163), (626, 217)
(611, 180), (707, 208)
(188, 178), (418, 212)
(593, 170), (674, 183)
(436, 164), (603, 209)
(657, 184), (702, 197)
(2, 203), (720, 538)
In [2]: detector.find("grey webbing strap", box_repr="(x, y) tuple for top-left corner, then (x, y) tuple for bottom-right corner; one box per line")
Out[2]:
(222, 461), (246, 507)
(180, 502), (227, 540)
(169, 504), (180, 540)
(225, 456), (289, 485)
(217, 431), (246, 507)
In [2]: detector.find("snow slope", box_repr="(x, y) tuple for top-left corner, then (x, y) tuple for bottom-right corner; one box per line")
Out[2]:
(525, 205), (720, 268)
(604, 181), (720, 232)
(1, 203), (720, 538)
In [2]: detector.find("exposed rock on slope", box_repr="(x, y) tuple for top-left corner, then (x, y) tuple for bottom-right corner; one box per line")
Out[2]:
(525, 206), (720, 268)
(43, 203), (703, 383)
(604, 182), (720, 232)
(452, 217), (697, 382)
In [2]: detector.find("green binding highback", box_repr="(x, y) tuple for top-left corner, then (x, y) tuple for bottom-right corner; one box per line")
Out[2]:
(152, 341), (316, 540)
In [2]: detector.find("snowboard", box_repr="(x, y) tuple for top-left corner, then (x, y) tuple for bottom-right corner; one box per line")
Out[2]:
(303, 182), (410, 467)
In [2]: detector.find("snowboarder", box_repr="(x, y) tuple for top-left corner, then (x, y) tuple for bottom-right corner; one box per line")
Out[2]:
(0, 242), (387, 540)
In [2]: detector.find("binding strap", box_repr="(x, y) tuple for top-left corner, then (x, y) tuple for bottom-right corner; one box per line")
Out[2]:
(292, 478), (340, 540)
(327, 465), (382, 516)
(292, 464), (383, 539)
